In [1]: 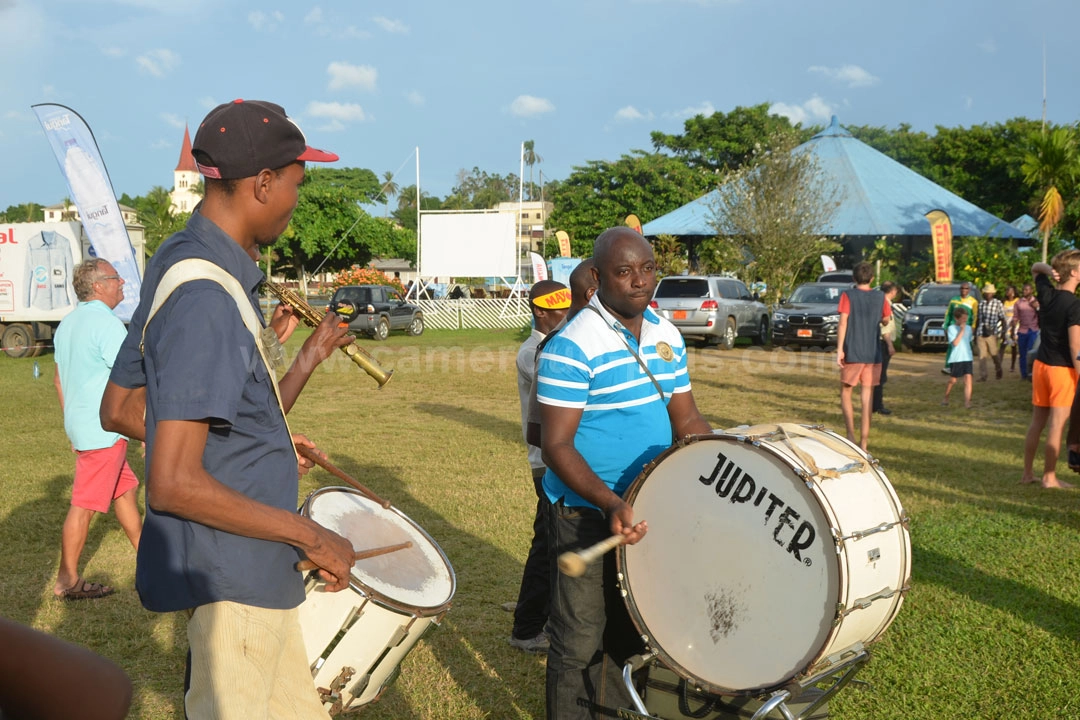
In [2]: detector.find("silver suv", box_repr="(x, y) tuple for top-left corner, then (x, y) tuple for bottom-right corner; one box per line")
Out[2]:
(650, 275), (770, 349)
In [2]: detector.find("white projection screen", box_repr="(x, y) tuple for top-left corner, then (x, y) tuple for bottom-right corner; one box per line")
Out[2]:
(419, 212), (517, 278)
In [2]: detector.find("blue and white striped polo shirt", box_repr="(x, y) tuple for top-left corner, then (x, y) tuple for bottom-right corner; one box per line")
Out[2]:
(537, 293), (691, 508)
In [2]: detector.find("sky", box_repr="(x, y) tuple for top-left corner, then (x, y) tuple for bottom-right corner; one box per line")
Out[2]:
(3, 0), (1080, 211)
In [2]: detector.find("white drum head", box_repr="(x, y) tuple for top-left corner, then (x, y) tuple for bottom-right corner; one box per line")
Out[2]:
(303, 487), (455, 611)
(621, 436), (839, 694)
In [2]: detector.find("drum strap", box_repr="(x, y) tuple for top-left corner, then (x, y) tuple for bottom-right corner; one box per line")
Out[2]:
(585, 306), (667, 402)
(729, 423), (870, 478)
(139, 258), (298, 464)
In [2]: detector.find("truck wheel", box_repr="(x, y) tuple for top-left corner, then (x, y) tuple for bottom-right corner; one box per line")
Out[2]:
(406, 314), (424, 336)
(373, 317), (390, 341)
(720, 317), (736, 351)
(2, 323), (35, 359)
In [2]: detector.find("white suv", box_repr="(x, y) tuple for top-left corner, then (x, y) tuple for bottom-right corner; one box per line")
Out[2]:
(650, 275), (770, 349)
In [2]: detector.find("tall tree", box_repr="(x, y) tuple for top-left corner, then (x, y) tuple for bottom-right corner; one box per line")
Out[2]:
(275, 167), (410, 280)
(380, 171), (399, 217)
(132, 186), (186, 255)
(650, 103), (810, 175)
(1022, 126), (1078, 262)
(0, 202), (44, 223)
(547, 151), (711, 257)
(523, 140), (542, 201)
(441, 167), (519, 210)
(709, 134), (842, 304)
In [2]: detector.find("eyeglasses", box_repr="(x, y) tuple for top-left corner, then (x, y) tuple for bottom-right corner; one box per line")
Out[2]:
(96, 275), (122, 282)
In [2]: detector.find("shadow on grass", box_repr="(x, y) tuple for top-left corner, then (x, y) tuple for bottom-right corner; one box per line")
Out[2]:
(915, 546), (1080, 646)
(0, 472), (188, 718)
(415, 402), (520, 445)
(303, 453), (546, 720)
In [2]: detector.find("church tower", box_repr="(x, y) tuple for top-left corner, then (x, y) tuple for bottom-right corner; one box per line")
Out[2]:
(169, 125), (201, 214)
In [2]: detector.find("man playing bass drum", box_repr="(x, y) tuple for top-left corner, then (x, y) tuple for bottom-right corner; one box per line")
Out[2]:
(537, 227), (712, 719)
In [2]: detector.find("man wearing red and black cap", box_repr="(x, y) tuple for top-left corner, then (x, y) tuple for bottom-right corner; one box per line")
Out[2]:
(101, 100), (354, 718)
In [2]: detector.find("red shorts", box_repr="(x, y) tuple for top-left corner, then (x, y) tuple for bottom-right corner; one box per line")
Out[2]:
(72, 439), (139, 513)
(840, 362), (881, 387)
(1032, 360), (1078, 408)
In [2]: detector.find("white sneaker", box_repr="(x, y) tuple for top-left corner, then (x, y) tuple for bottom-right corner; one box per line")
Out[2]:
(508, 632), (549, 654)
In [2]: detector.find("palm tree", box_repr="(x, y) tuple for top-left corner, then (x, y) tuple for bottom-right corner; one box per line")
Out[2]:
(1022, 126), (1078, 262)
(523, 140), (542, 201)
(380, 171), (399, 217)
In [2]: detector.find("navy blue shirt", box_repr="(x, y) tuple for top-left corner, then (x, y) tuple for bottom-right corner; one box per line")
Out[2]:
(110, 212), (303, 613)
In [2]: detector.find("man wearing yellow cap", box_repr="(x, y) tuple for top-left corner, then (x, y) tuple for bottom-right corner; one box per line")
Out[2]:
(508, 280), (570, 653)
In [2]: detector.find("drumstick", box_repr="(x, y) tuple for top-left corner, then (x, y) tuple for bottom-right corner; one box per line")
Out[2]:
(558, 534), (628, 577)
(295, 541), (412, 572)
(296, 444), (392, 509)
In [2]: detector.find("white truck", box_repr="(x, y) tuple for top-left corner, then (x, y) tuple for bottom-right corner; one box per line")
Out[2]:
(0, 221), (144, 358)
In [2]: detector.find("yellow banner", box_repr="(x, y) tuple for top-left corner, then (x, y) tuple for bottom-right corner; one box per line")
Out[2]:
(925, 209), (953, 283)
(555, 230), (571, 258)
(625, 214), (643, 234)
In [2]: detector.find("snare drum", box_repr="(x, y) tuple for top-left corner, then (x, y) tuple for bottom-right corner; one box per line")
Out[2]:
(297, 486), (456, 714)
(619, 424), (910, 696)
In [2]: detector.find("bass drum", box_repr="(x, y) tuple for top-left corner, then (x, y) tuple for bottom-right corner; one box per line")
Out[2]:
(619, 425), (910, 697)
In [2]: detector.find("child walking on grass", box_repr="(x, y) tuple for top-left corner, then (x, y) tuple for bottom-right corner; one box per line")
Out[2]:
(944, 306), (973, 408)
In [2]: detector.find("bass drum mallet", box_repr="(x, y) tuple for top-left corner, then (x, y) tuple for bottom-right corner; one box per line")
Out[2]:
(557, 534), (628, 577)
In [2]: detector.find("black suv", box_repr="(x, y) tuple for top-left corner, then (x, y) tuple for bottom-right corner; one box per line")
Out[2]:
(771, 282), (853, 349)
(329, 285), (424, 340)
(901, 282), (982, 351)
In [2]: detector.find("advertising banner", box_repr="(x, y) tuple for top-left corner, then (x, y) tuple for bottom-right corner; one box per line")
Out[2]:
(625, 214), (643, 234)
(925, 209), (954, 283)
(0, 222), (85, 323)
(529, 252), (548, 282)
(32, 104), (142, 321)
(555, 230), (572, 258)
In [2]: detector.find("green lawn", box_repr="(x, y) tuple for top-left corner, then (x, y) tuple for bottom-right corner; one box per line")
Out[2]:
(1, 329), (1078, 719)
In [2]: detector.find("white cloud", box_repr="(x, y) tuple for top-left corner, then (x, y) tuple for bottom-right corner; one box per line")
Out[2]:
(306, 101), (367, 125)
(328, 62), (377, 92)
(248, 10), (284, 32)
(373, 16), (409, 34)
(197, 96), (217, 110)
(404, 90), (425, 107)
(102, 46), (126, 58)
(664, 101), (715, 120)
(510, 95), (555, 118)
(304, 7), (323, 24)
(614, 105), (654, 122)
(978, 38), (996, 54)
(160, 112), (185, 129)
(964, 95), (974, 110)
(769, 95), (835, 125)
(151, 138), (174, 150)
(808, 64), (879, 88)
(136, 49), (180, 77)
(41, 84), (56, 97)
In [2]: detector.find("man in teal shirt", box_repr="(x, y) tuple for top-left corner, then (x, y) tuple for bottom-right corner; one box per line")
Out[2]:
(52, 259), (142, 600)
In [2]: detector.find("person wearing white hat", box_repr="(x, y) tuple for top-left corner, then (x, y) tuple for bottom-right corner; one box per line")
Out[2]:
(975, 282), (1006, 381)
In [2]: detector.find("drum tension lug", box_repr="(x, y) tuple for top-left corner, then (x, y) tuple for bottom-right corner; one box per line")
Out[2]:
(318, 666), (356, 716)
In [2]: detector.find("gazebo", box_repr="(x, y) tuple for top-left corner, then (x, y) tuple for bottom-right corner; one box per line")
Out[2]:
(642, 116), (1030, 264)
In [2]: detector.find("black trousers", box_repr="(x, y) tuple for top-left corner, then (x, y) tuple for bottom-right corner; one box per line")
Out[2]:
(512, 467), (551, 640)
(872, 339), (891, 411)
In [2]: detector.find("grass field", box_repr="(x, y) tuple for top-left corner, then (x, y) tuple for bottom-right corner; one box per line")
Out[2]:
(2, 328), (1079, 719)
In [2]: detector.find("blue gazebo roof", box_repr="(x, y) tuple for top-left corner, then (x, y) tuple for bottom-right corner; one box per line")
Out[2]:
(642, 116), (1030, 241)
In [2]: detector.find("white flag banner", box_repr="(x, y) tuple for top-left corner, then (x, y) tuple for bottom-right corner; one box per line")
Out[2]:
(529, 252), (548, 282)
(820, 254), (837, 273)
(32, 104), (142, 321)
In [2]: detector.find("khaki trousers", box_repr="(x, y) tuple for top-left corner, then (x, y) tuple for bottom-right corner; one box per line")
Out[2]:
(186, 602), (329, 720)
(976, 334), (1001, 380)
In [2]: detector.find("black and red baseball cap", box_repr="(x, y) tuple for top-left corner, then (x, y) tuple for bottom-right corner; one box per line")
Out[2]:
(191, 99), (338, 180)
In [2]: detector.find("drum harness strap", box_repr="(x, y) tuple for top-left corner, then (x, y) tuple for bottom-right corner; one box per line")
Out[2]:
(139, 258), (298, 463)
(584, 306), (668, 403)
(730, 423), (871, 480)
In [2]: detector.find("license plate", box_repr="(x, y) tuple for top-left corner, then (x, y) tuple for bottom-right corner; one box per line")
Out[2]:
(797, 328), (813, 338)
(927, 328), (945, 337)
(673, 310), (687, 320)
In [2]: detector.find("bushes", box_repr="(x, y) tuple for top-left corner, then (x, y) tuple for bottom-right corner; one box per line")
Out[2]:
(332, 265), (406, 294)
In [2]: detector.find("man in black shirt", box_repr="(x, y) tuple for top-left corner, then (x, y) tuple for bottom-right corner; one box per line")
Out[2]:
(1021, 251), (1080, 488)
